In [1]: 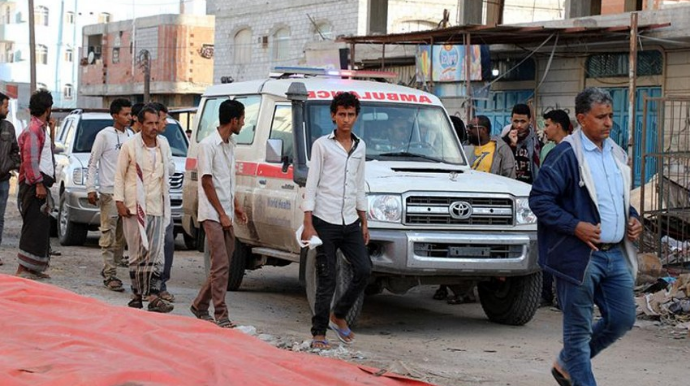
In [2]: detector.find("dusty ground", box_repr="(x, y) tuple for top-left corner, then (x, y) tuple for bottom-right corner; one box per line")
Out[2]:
(1, 182), (688, 386)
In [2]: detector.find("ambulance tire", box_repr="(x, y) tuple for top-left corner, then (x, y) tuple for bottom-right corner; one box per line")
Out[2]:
(201, 236), (247, 291)
(227, 238), (248, 291)
(478, 271), (541, 326)
(305, 249), (364, 328)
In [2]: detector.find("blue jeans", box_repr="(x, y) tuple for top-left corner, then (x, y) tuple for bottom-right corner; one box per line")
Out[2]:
(556, 246), (636, 386)
(0, 179), (9, 244)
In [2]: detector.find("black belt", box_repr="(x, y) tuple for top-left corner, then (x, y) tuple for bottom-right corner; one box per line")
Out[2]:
(596, 242), (620, 251)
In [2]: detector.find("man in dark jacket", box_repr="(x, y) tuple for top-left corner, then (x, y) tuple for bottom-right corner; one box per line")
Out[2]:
(0, 92), (21, 262)
(501, 104), (542, 184)
(529, 87), (642, 386)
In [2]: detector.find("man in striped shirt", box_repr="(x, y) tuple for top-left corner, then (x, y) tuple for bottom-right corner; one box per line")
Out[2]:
(16, 89), (55, 279)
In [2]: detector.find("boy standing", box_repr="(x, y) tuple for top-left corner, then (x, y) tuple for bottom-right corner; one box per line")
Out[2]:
(301, 92), (371, 349)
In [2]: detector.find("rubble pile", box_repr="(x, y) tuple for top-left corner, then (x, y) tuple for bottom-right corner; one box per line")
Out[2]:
(635, 252), (690, 337)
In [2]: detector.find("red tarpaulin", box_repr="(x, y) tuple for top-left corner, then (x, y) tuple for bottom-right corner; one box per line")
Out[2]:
(0, 274), (436, 386)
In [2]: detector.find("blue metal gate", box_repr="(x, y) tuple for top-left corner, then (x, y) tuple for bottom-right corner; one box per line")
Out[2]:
(603, 86), (662, 187)
(475, 87), (661, 186)
(474, 90), (533, 136)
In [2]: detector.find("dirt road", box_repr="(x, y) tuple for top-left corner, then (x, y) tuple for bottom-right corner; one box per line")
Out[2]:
(1, 192), (687, 386)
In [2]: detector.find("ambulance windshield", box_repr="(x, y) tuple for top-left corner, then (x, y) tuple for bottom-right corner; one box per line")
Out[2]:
(306, 103), (466, 165)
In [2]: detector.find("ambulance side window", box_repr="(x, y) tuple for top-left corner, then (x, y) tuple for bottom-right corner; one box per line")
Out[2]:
(267, 105), (292, 163)
(196, 95), (260, 144)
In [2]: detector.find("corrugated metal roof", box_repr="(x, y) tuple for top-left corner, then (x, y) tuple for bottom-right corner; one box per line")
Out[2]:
(338, 23), (670, 46)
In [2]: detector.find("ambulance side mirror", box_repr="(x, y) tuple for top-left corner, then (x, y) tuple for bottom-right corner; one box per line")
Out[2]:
(287, 82), (309, 187)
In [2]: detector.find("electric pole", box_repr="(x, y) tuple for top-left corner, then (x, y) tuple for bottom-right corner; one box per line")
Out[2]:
(28, 0), (37, 93)
(140, 50), (151, 102)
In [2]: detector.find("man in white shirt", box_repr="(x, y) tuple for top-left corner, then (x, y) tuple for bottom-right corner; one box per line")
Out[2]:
(190, 99), (248, 328)
(86, 98), (132, 292)
(114, 106), (174, 313)
(301, 92), (371, 349)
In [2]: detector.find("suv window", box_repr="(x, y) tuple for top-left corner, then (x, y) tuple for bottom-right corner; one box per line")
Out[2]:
(73, 119), (113, 153)
(267, 105), (292, 163)
(196, 95), (261, 144)
(161, 122), (188, 157)
(59, 118), (76, 149)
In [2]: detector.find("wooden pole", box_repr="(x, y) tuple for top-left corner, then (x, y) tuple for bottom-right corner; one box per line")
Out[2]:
(628, 12), (638, 167)
(464, 33), (473, 124)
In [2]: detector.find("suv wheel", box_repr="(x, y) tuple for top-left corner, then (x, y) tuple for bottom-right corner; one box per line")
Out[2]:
(196, 226), (205, 253)
(478, 271), (541, 326)
(227, 238), (248, 290)
(201, 236), (247, 291)
(305, 249), (365, 327)
(57, 193), (88, 246)
(183, 232), (197, 250)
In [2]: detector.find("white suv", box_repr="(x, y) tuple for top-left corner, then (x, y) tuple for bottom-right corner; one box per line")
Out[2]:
(183, 69), (541, 326)
(51, 110), (189, 245)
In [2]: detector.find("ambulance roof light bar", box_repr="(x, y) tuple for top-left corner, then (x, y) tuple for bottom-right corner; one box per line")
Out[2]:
(271, 66), (398, 80)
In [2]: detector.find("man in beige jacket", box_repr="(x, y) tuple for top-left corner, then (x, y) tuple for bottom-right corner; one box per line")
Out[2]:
(114, 105), (173, 313)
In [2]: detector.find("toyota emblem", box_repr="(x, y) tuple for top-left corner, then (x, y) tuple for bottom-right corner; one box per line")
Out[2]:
(449, 201), (472, 220)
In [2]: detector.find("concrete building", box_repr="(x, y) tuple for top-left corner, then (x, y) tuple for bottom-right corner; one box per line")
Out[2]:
(340, 1), (690, 187)
(0, 0), (131, 110)
(79, 14), (215, 108)
(209, 0), (564, 83)
(0, 0), (207, 130)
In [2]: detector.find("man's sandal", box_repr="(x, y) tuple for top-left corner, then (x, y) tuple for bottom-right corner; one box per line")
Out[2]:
(148, 297), (174, 313)
(159, 291), (175, 302)
(310, 339), (331, 350)
(128, 296), (143, 309)
(433, 286), (448, 300)
(551, 367), (572, 386)
(328, 320), (355, 344)
(104, 276), (125, 292)
(190, 305), (214, 322)
(216, 318), (236, 328)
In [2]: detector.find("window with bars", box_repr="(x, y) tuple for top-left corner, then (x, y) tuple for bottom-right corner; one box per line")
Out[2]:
(234, 29), (251, 64)
(586, 50), (663, 78)
(64, 84), (73, 99)
(35, 6), (49, 26)
(272, 28), (289, 61)
(37, 44), (48, 65)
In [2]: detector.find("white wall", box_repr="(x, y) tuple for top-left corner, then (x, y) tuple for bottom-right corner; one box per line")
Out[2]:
(211, 0), (466, 82)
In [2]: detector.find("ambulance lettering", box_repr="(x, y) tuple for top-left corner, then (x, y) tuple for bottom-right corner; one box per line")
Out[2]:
(308, 90), (433, 104)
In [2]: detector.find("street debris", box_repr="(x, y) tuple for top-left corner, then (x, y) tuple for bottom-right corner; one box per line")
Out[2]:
(635, 265), (690, 339)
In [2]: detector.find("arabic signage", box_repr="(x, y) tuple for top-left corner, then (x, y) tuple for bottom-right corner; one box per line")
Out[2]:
(416, 45), (483, 82)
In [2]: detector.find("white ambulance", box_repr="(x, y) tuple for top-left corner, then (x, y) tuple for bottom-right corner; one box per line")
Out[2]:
(183, 68), (540, 325)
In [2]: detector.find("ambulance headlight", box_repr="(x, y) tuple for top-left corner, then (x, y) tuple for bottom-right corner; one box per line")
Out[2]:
(367, 195), (402, 223)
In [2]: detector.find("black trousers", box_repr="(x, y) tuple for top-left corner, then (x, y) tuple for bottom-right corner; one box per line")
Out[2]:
(311, 216), (371, 337)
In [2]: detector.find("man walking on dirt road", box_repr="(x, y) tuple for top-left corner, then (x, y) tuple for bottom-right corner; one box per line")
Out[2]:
(301, 92), (371, 349)
(190, 99), (247, 328)
(114, 105), (174, 313)
(86, 98), (132, 292)
(530, 87), (643, 386)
